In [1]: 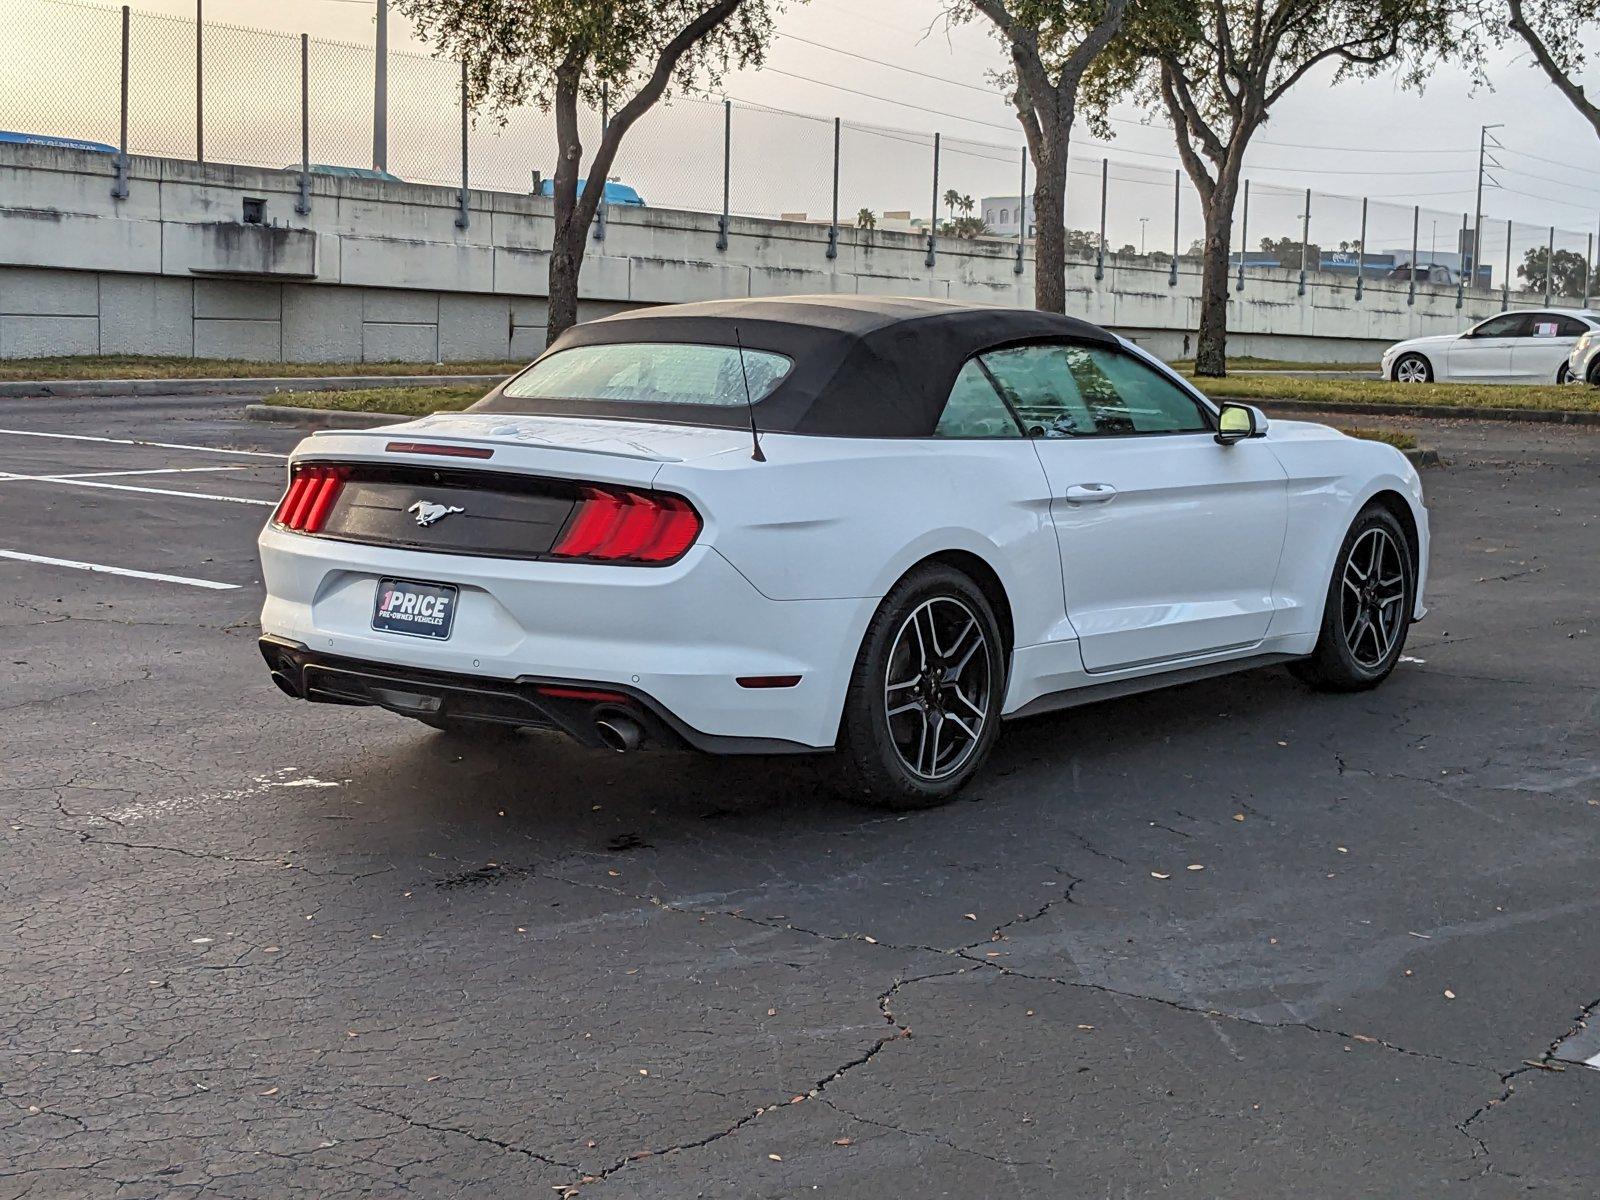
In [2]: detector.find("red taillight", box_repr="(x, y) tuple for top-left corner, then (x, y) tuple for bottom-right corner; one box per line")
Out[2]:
(273, 465), (347, 533)
(551, 488), (701, 565)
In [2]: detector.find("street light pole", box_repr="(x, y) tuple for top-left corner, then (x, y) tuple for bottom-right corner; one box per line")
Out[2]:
(372, 0), (388, 173)
(1139, 217), (1148, 255)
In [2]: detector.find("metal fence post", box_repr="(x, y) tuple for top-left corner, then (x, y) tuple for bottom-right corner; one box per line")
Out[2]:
(925, 132), (939, 268)
(1014, 146), (1026, 275)
(1236, 179), (1248, 291)
(1585, 232), (1593, 308)
(1095, 158), (1107, 282)
(826, 116), (839, 260)
(1297, 187), (1310, 297)
(455, 59), (469, 229)
(1355, 196), (1367, 301)
(373, 0), (388, 173)
(594, 82), (607, 241)
(296, 34), (311, 214)
(1408, 205), (1418, 306)
(113, 5), (130, 199)
(716, 99), (730, 251)
(1502, 221), (1511, 309)
(1545, 225), (1555, 304)
(1168, 169), (1179, 287)
(1455, 212), (1466, 308)
(195, 0), (203, 164)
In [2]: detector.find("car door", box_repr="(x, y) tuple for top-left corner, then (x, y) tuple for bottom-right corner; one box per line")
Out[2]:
(978, 343), (1289, 673)
(1510, 313), (1589, 382)
(1448, 312), (1528, 382)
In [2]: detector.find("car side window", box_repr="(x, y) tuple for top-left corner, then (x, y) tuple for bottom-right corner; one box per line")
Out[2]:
(932, 360), (1023, 439)
(979, 345), (1097, 437)
(980, 344), (1211, 438)
(1471, 313), (1527, 338)
(1550, 316), (1589, 338)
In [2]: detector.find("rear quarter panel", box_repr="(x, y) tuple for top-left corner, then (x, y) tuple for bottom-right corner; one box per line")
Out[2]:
(653, 433), (1071, 650)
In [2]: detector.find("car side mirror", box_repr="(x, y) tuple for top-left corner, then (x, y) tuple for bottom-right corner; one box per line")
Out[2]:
(1215, 402), (1267, 445)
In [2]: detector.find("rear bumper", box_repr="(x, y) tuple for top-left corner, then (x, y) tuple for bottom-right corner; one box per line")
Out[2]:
(257, 525), (875, 749)
(260, 636), (819, 754)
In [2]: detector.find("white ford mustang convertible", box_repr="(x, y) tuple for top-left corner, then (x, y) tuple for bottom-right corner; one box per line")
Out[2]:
(259, 296), (1429, 807)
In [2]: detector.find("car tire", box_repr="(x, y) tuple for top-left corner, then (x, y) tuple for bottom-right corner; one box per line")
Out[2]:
(1588, 358), (1600, 387)
(1557, 362), (1571, 385)
(1391, 352), (1432, 384)
(1288, 505), (1415, 693)
(833, 564), (1006, 810)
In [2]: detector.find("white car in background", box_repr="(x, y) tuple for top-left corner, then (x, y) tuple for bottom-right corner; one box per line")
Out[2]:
(259, 296), (1429, 808)
(1565, 327), (1600, 385)
(1383, 308), (1600, 385)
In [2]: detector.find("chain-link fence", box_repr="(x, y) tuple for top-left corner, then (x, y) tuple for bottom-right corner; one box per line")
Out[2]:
(4, 0), (1597, 306)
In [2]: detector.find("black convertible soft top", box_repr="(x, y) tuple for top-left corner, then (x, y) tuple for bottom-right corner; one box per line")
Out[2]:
(473, 295), (1122, 438)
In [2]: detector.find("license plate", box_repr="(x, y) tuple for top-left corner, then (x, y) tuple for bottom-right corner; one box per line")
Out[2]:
(372, 578), (458, 640)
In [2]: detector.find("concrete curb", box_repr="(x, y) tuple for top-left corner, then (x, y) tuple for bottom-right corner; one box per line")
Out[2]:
(1258, 398), (1600, 426)
(0, 374), (505, 399)
(245, 404), (410, 429)
(1404, 448), (1442, 469)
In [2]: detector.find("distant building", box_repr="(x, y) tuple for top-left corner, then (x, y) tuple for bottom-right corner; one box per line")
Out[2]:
(879, 210), (928, 234)
(981, 195), (1035, 239)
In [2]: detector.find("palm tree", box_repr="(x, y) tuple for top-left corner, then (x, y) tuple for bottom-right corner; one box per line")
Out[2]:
(943, 187), (962, 227)
(856, 207), (877, 230)
(958, 193), (976, 217)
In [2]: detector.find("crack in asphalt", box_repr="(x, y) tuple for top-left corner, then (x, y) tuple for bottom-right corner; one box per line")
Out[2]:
(347, 1099), (581, 1171)
(1454, 990), (1600, 1177)
(561, 964), (971, 1195)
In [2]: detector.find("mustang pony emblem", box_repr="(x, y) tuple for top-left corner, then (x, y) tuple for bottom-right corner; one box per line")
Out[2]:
(407, 500), (465, 527)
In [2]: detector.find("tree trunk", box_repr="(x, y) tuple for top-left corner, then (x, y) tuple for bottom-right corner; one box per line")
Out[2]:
(546, 220), (580, 348)
(1192, 175), (1239, 378)
(1031, 146), (1067, 314)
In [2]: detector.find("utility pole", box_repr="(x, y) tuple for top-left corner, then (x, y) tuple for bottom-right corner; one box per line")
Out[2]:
(372, 0), (388, 173)
(1139, 217), (1148, 255)
(1470, 123), (1504, 288)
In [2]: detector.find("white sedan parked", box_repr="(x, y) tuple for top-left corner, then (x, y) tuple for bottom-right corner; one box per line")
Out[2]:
(1383, 308), (1600, 384)
(259, 296), (1429, 807)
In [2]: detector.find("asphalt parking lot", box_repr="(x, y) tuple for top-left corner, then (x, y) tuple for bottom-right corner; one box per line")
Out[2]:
(2, 395), (1597, 1198)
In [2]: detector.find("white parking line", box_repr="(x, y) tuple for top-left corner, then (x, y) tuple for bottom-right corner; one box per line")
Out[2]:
(0, 471), (275, 506)
(0, 427), (287, 459)
(0, 549), (240, 590)
(41, 466), (253, 480)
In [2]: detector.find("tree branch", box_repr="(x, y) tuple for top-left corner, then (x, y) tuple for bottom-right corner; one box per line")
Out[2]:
(1508, 0), (1600, 137)
(1159, 64), (1218, 203)
(573, 0), (746, 233)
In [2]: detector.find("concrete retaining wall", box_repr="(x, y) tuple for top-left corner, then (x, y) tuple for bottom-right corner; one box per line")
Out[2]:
(0, 142), (1557, 364)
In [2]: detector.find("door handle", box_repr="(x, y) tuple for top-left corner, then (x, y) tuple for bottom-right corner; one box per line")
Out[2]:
(1064, 483), (1117, 504)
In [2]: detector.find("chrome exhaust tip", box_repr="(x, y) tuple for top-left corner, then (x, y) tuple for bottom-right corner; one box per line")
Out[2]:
(269, 669), (301, 698)
(595, 713), (644, 753)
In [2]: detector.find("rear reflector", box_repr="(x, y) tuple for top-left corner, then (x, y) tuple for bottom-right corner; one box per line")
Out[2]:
(535, 684), (631, 704)
(273, 464), (348, 533)
(551, 487), (702, 565)
(385, 441), (494, 459)
(736, 675), (802, 689)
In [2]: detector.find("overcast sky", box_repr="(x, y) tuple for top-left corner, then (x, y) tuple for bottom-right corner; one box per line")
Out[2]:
(34, 0), (1600, 256)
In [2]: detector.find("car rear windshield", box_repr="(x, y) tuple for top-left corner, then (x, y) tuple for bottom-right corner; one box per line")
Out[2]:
(492, 342), (793, 410)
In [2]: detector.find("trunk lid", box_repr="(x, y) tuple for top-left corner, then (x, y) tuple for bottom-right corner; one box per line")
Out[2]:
(284, 414), (740, 561)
